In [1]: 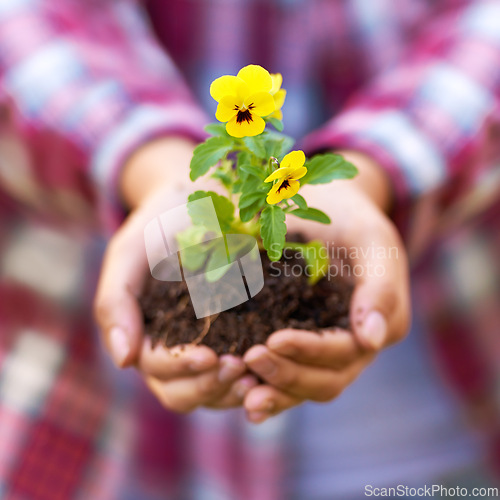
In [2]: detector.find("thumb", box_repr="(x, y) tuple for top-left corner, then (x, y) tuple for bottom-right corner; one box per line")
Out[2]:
(95, 288), (144, 368)
(94, 229), (148, 368)
(350, 279), (396, 350)
(347, 236), (410, 350)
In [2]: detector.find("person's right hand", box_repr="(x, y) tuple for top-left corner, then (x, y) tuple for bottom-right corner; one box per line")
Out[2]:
(93, 137), (258, 412)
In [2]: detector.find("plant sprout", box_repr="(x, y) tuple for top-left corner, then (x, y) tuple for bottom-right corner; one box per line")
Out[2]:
(185, 64), (358, 284)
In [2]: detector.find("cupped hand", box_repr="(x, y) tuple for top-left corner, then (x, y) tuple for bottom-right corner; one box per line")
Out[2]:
(94, 137), (258, 412)
(243, 151), (411, 423)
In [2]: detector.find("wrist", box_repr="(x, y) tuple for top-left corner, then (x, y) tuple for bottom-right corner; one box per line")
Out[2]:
(335, 150), (394, 213)
(119, 136), (197, 210)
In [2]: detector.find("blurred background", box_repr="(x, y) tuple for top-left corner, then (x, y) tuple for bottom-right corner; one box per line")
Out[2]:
(0, 0), (499, 499)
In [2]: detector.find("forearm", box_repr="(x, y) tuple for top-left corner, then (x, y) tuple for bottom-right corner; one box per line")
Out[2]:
(119, 136), (197, 210)
(334, 150), (394, 214)
(303, 0), (500, 247)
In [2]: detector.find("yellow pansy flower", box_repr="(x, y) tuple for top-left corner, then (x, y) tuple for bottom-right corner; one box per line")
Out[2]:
(210, 65), (276, 138)
(269, 73), (286, 120)
(265, 150), (307, 204)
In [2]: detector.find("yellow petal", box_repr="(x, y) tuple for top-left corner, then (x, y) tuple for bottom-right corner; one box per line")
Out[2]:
(215, 95), (240, 122)
(210, 75), (246, 102)
(273, 88), (286, 110)
(290, 166), (307, 180)
(266, 179), (300, 204)
(269, 109), (283, 120)
(264, 166), (295, 183)
(270, 73), (283, 95)
(246, 92), (275, 117)
(225, 113), (265, 138)
(281, 150), (306, 169)
(237, 65), (272, 94)
(266, 182), (284, 204)
(283, 179), (300, 199)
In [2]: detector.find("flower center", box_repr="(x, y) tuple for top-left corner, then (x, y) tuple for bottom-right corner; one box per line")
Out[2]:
(277, 178), (291, 193)
(235, 103), (255, 124)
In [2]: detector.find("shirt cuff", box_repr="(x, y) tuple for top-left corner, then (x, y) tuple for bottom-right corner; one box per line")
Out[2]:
(302, 108), (447, 216)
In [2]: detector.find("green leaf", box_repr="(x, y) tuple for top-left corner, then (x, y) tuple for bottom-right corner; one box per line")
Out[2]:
(234, 151), (253, 190)
(268, 117), (284, 132)
(291, 194), (307, 210)
(190, 136), (234, 181)
(176, 226), (211, 272)
(290, 207), (331, 224)
(187, 191), (235, 232)
(232, 179), (243, 194)
(204, 243), (231, 282)
(236, 150), (252, 170)
(240, 201), (263, 223)
(260, 205), (287, 261)
(204, 236), (256, 282)
(243, 136), (267, 158)
(204, 123), (229, 137)
(176, 225), (206, 249)
(179, 241), (212, 273)
(235, 150), (268, 199)
(238, 190), (267, 209)
(239, 164), (267, 180)
(262, 131), (294, 159)
(211, 169), (233, 188)
(301, 153), (359, 185)
(239, 176), (266, 198)
(284, 240), (329, 285)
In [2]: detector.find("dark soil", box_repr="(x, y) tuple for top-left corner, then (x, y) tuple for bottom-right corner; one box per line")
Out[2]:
(140, 249), (353, 356)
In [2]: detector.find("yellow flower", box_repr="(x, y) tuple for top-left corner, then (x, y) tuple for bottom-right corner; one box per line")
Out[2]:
(265, 150), (307, 204)
(210, 65), (276, 138)
(269, 73), (286, 120)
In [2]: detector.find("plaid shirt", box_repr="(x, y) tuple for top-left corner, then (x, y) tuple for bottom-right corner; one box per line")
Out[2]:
(0, 0), (499, 498)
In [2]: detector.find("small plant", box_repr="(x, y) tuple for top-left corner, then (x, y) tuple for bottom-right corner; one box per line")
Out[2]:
(186, 64), (358, 284)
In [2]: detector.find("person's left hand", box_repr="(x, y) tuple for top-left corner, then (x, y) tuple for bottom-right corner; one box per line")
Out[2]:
(242, 328), (375, 423)
(242, 151), (411, 423)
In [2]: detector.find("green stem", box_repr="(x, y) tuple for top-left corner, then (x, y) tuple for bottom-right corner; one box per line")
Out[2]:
(230, 219), (259, 238)
(268, 156), (279, 176)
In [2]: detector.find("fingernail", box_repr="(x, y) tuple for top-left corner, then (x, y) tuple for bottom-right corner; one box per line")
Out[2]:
(245, 347), (277, 377)
(143, 337), (153, 351)
(218, 356), (243, 383)
(267, 339), (297, 357)
(235, 382), (251, 400)
(248, 411), (269, 424)
(109, 327), (130, 367)
(250, 399), (275, 413)
(189, 353), (215, 371)
(360, 311), (387, 349)
(235, 375), (258, 399)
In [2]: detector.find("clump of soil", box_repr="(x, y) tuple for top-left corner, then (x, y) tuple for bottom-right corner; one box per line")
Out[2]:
(140, 248), (353, 356)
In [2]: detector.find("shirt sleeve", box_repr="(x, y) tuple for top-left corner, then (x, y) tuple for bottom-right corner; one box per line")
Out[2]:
(303, 0), (500, 240)
(0, 0), (208, 228)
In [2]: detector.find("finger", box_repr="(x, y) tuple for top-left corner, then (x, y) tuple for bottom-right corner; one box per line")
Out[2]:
(347, 227), (410, 350)
(144, 355), (247, 413)
(266, 328), (362, 369)
(206, 374), (259, 409)
(144, 372), (220, 413)
(244, 385), (302, 423)
(350, 279), (409, 350)
(94, 220), (149, 367)
(137, 339), (218, 380)
(244, 350), (377, 421)
(244, 345), (349, 401)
